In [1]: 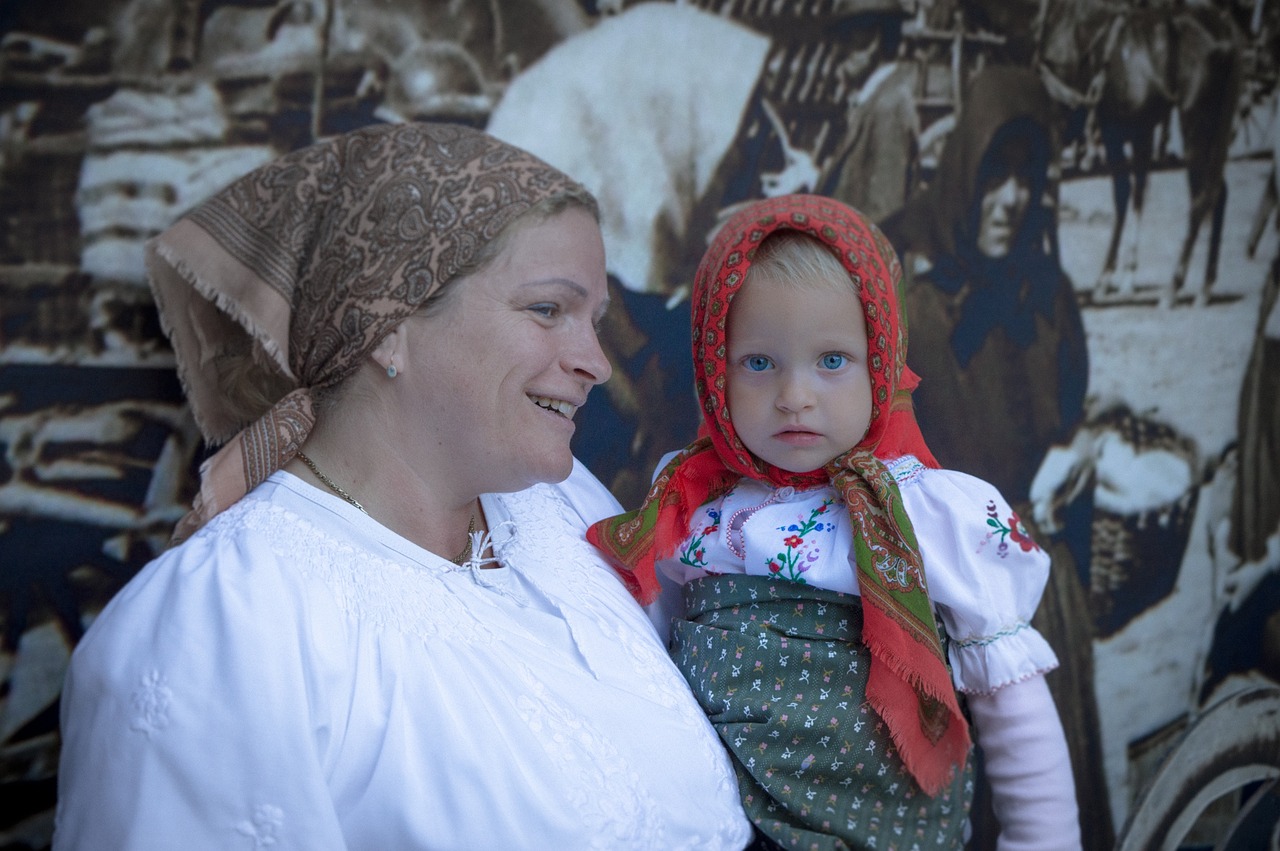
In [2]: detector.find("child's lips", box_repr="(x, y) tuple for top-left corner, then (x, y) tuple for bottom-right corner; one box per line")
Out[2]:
(774, 427), (822, 446)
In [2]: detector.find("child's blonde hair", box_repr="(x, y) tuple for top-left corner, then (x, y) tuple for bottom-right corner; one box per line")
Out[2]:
(745, 231), (856, 295)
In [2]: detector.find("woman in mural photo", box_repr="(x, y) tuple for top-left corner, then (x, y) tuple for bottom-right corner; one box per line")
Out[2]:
(52, 122), (753, 849)
(879, 65), (1109, 846)
(589, 194), (1080, 850)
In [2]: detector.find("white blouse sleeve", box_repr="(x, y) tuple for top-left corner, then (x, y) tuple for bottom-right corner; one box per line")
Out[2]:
(54, 517), (347, 850)
(901, 466), (1059, 694)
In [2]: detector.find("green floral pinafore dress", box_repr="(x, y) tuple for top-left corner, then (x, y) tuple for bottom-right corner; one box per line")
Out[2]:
(671, 575), (974, 851)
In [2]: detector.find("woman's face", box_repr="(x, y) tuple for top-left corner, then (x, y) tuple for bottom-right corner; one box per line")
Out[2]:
(398, 206), (611, 495)
(973, 129), (1040, 259)
(975, 169), (1032, 259)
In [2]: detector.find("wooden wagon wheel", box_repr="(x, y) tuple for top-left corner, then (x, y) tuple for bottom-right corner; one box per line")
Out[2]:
(1116, 684), (1280, 851)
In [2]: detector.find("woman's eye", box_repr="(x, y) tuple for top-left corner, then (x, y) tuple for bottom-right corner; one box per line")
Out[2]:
(820, 353), (847, 370)
(529, 303), (560, 319)
(743, 355), (773, 372)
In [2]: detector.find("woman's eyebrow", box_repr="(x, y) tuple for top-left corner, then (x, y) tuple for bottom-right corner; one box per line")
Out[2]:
(520, 278), (611, 320)
(520, 278), (586, 297)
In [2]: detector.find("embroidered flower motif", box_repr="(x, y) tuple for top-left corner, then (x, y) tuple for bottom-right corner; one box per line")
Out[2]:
(680, 508), (721, 570)
(129, 669), (172, 738)
(1007, 514), (1040, 552)
(236, 804), (284, 847)
(768, 499), (835, 583)
(982, 501), (1042, 557)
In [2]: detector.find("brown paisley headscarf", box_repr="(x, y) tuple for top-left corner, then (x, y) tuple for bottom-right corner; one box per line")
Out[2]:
(147, 122), (591, 541)
(588, 194), (969, 795)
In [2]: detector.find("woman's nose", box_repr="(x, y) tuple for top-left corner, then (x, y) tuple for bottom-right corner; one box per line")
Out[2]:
(991, 175), (1020, 207)
(571, 325), (613, 386)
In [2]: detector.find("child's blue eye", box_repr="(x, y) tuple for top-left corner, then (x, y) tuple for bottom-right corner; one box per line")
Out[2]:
(743, 355), (773, 372)
(819, 353), (847, 370)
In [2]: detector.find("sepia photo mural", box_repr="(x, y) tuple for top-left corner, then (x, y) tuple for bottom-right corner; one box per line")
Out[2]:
(1, 0), (1278, 847)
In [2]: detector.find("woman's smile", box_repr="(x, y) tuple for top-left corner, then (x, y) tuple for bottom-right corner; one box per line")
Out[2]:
(529, 394), (580, 420)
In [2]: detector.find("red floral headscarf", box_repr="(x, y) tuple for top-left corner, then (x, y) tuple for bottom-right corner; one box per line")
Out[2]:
(588, 194), (968, 795)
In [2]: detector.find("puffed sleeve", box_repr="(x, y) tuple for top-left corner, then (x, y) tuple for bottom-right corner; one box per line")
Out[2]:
(900, 467), (1059, 694)
(54, 508), (348, 850)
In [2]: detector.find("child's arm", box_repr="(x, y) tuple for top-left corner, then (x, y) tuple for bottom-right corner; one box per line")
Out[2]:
(967, 675), (1081, 851)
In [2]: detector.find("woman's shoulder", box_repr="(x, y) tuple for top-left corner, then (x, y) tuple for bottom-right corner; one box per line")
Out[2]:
(68, 495), (317, 685)
(102, 493), (303, 593)
(496, 457), (624, 536)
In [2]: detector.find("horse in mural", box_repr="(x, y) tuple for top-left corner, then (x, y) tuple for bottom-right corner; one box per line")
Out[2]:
(1034, 0), (1244, 307)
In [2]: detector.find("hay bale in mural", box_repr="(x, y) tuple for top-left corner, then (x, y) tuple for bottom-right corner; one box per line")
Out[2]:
(77, 84), (273, 286)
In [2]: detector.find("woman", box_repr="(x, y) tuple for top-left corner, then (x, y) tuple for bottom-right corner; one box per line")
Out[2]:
(53, 122), (752, 849)
(879, 66), (1111, 849)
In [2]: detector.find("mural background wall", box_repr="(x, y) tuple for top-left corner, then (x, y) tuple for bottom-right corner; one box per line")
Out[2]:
(0, 0), (1277, 847)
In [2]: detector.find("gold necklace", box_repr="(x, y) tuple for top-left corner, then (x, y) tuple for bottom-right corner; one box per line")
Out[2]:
(296, 451), (366, 514)
(454, 514), (477, 566)
(295, 451), (476, 565)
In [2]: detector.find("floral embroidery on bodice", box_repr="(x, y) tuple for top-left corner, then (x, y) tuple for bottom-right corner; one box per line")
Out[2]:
(668, 482), (858, 594)
(764, 497), (836, 582)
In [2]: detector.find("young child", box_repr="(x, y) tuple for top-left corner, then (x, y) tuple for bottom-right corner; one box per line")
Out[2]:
(588, 195), (1081, 850)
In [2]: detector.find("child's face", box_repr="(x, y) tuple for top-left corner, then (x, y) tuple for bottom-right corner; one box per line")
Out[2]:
(725, 272), (873, 473)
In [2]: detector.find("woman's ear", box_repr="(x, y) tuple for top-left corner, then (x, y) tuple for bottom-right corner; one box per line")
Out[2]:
(370, 320), (408, 377)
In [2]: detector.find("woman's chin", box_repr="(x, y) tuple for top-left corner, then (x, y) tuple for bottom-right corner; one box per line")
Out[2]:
(498, 447), (575, 492)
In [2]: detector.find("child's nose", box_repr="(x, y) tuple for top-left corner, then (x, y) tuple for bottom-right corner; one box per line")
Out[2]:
(775, 374), (815, 413)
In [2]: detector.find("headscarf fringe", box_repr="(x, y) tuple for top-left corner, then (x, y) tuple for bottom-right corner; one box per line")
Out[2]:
(588, 438), (739, 605)
(867, 673), (968, 796)
(147, 233), (295, 445)
(861, 600), (971, 795)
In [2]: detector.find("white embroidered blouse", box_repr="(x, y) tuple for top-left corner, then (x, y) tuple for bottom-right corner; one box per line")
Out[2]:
(55, 461), (752, 850)
(654, 454), (1060, 695)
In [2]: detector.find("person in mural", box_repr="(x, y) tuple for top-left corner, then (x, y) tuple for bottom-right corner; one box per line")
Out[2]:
(53, 122), (754, 849)
(877, 65), (1111, 847)
(589, 194), (1080, 850)
(1231, 207), (1280, 565)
